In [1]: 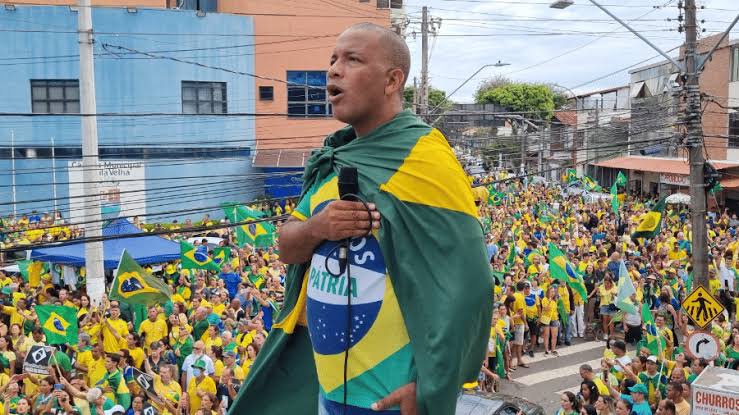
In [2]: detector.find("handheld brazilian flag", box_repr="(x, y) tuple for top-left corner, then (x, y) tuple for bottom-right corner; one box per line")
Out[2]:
(488, 190), (505, 206)
(547, 243), (588, 299)
(17, 260), (48, 288)
(111, 250), (172, 306)
(615, 261), (637, 315)
(222, 203), (275, 248)
(565, 168), (578, 184)
(631, 197), (666, 241)
(180, 241), (221, 272)
(582, 175), (602, 192)
(616, 171), (627, 188)
(610, 182), (620, 218)
(506, 238), (517, 270)
(212, 247), (231, 266)
(35, 305), (78, 345)
(641, 302), (666, 356)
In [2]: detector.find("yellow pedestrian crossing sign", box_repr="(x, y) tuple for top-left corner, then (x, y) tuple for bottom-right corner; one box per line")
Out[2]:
(682, 286), (725, 329)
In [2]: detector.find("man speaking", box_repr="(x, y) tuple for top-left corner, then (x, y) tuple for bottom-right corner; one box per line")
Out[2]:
(231, 23), (492, 415)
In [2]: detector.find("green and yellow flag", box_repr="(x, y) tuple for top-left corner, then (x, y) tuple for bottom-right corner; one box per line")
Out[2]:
(547, 243), (588, 299)
(180, 241), (221, 272)
(232, 110), (492, 415)
(111, 250), (172, 305)
(487, 189), (505, 206)
(35, 305), (78, 345)
(616, 171), (627, 188)
(222, 204), (276, 248)
(610, 182), (620, 218)
(582, 175), (602, 192)
(631, 197), (666, 240)
(641, 303), (666, 357)
(212, 247), (231, 266)
(17, 260), (48, 288)
(565, 168), (578, 184)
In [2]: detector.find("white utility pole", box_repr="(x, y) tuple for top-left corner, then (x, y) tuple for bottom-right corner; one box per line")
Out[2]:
(78, 0), (105, 306)
(420, 6), (429, 119)
(51, 137), (58, 213)
(10, 130), (16, 217)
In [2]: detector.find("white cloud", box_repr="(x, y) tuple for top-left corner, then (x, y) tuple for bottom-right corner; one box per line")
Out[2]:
(405, 0), (739, 102)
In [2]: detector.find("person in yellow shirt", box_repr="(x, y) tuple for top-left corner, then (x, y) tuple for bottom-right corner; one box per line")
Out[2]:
(186, 360), (216, 415)
(541, 286), (559, 356)
(125, 334), (145, 369)
(99, 302), (129, 354)
(79, 342), (107, 388)
(510, 281), (529, 368)
(2, 298), (33, 328)
(220, 351), (245, 382)
(138, 306), (168, 351)
(202, 325), (223, 351)
(143, 359), (181, 415)
(241, 343), (259, 378)
(597, 276), (618, 340)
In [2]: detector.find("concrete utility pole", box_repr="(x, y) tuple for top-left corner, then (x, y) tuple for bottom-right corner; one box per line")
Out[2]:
(420, 6), (429, 119)
(519, 121), (527, 175)
(684, 0), (708, 289)
(413, 77), (418, 115)
(79, 0), (105, 306)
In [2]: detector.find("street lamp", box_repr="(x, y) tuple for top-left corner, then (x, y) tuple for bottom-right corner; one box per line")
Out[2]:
(550, 0), (574, 9)
(429, 60), (510, 126)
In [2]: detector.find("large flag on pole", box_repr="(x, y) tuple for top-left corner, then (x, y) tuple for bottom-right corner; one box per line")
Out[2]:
(35, 305), (78, 345)
(631, 197), (667, 240)
(17, 260), (48, 288)
(565, 168), (578, 184)
(615, 261), (637, 315)
(111, 250), (172, 305)
(180, 241), (221, 272)
(222, 203), (276, 248)
(547, 243), (588, 299)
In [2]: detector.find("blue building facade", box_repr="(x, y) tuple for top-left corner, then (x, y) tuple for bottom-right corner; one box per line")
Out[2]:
(0, 5), (258, 223)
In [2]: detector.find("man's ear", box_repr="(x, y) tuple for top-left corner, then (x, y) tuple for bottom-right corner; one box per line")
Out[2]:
(386, 68), (405, 97)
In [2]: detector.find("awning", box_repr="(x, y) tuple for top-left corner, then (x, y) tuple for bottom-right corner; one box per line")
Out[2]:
(593, 156), (739, 175)
(252, 149), (313, 168)
(630, 81), (648, 98)
(720, 177), (739, 189)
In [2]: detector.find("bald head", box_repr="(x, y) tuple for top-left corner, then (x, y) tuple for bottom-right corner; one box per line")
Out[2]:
(343, 23), (410, 91)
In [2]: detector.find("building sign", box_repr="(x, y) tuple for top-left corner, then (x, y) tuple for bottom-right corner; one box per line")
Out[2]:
(660, 173), (689, 186)
(68, 160), (146, 225)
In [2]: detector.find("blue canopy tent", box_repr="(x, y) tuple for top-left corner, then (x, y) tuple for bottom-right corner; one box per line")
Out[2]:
(30, 218), (180, 269)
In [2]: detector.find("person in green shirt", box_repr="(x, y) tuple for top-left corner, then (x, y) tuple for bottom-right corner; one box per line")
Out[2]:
(49, 347), (73, 378)
(191, 307), (209, 341)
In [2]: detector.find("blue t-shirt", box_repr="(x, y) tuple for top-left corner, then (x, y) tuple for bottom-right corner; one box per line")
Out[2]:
(221, 272), (241, 299)
(621, 394), (652, 415)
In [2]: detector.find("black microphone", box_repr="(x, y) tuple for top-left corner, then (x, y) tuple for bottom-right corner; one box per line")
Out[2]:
(338, 167), (359, 201)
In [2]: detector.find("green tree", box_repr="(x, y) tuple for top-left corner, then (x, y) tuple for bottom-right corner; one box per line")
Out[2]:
(475, 82), (558, 120)
(403, 86), (453, 113)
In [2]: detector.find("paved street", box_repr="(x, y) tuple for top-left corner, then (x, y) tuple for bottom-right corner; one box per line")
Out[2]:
(498, 339), (606, 413)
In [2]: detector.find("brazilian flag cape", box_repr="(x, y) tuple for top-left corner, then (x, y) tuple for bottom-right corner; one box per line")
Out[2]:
(230, 110), (493, 415)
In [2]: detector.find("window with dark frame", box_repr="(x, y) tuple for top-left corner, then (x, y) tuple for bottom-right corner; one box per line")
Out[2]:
(31, 80), (80, 114)
(259, 86), (274, 101)
(182, 81), (227, 114)
(286, 71), (331, 117)
(731, 47), (739, 83)
(729, 112), (739, 148)
(377, 0), (402, 8)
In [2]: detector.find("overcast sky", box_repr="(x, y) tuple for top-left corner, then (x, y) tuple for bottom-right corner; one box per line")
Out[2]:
(402, 0), (739, 103)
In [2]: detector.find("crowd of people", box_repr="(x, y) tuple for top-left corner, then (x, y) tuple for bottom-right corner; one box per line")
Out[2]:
(0, 201), (295, 415)
(0, 172), (737, 415)
(471, 173), (739, 415)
